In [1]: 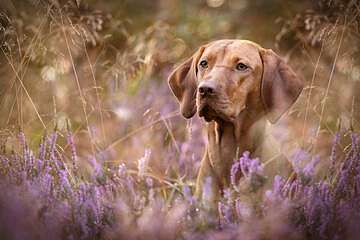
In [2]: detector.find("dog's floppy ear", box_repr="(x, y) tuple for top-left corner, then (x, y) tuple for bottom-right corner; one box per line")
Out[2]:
(168, 46), (205, 118)
(259, 48), (303, 123)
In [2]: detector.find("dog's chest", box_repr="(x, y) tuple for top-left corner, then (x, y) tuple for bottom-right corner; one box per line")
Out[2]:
(207, 122), (236, 168)
(206, 119), (266, 174)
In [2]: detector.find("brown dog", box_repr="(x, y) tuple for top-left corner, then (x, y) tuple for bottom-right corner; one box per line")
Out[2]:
(168, 39), (303, 205)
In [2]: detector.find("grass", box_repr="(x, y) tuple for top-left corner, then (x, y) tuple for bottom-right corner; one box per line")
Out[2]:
(0, 128), (359, 239)
(0, 1), (359, 239)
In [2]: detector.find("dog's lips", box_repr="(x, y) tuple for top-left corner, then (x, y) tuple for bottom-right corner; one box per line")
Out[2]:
(198, 100), (238, 122)
(198, 103), (218, 122)
(198, 104), (206, 117)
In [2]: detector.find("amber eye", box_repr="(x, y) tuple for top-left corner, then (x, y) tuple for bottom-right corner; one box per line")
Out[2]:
(236, 63), (248, 71)
(199, 60), (208, 68)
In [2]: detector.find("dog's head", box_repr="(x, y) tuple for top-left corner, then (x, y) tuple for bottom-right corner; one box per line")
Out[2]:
(168, 40), (303, 123)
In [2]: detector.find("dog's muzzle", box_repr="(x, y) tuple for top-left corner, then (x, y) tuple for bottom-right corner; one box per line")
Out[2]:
(198, 104), (218, 122)
(198, 81), (217, 98)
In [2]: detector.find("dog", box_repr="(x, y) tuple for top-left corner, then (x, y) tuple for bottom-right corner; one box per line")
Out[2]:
(168, 39), (303, 205)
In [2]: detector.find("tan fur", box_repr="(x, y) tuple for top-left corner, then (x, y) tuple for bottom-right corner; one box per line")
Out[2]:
(168, 39), (303, 206)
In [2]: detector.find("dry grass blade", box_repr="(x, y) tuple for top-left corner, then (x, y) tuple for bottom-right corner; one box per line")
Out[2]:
(105, 111), (180, 152)
(301, 42), (324, 147)
(315, 17), (347, 146)
(60, 13), (97, 159)
(1, 48), (47, 129)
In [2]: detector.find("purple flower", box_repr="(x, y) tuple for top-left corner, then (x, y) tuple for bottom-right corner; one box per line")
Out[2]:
(223, 188), (232, 204)
(59, 170), (72, 194)
(303, 156), (320, 178)
(118, 163), (127, 177)
(202, 176), (213, 202)
(290, 148), (311, 175)
(329, 132), (341, 172)
(183, 185), (194, 204)
(265, 175), (284, 202)
(239, 151), (251, 177)
(90, 157), (103, 177)
(249, 158), (263, 175)
(218, 201), (232, 226)
(18, 132), (29, 171)
(48, 132), (58, 160)
(230, 160), (240, 189)
(38, 135), (47, 167)
(1, 127), (360, 239)
(235, 199), (252, 219)
(66, 131), (78, 173)
(239, 151), (263, 178)
(146, 177), (155, 202)
(137, 148), (151, 178)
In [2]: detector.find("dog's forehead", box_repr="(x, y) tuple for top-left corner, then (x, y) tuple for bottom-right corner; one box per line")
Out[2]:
(203, 40), (261, 62)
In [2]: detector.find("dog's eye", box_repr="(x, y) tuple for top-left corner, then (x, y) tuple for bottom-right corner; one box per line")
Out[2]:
(199, 60), (208, 68)
(236, 63), (248, 71)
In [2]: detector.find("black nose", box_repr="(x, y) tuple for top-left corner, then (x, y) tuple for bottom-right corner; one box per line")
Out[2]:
(198, 85), (215, 97)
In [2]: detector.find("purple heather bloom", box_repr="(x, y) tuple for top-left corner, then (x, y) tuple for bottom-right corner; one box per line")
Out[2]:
(239, 151), (251, 177)
(235, 199), (252, 219)
(137, 148), (151, 178)
(125, 175), (137, 201)
(66, 131), (78, 172)
(183, 185), (194, 204)
(146, 177), (155, 202)
(90, 186), (103, 226)
(36, 158), (43, 174)
(265, 175), (284, 202)
(90, 157), (102, 177)
(39, 166), (54, 202)
(303, 155), (320, 178)
(218, 196), (233, 226)
(48, 132), (58, 159)
(39, 135), (47, 163)
(118, 163), (127, 177)
(202, 176), (213, 202)
(1, 127), (360, 239)
(59, 169), (72, 194)
(330, 132), (341, 171)
(249, 158), (263, 175)
(230, 160), (240, 189)
(18, 132), (29, 171)
(238, 151), (263, 178)
(223, 188), (233, 208)
(145, 177), (153, 188)
(290, 148), (311, 175)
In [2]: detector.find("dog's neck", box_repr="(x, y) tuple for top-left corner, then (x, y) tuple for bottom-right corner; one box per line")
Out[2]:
(206, 109), (266, 184)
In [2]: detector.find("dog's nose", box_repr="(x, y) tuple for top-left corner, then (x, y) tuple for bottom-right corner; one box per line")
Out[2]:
(198, 83), (216, 97)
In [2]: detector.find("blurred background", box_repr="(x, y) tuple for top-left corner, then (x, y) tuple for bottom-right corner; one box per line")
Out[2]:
(0, 0), (359, 182)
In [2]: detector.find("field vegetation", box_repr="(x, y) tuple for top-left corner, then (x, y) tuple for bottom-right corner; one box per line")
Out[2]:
(0, 0), (359, 239)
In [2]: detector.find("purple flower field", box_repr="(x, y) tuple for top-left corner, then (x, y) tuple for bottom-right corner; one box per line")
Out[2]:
(0, 1), (360, 239)
(0, 129), (359, 239)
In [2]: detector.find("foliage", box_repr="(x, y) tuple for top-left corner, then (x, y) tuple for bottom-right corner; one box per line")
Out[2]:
(0, 130), (359, 239)
(0, 0), (360, 239)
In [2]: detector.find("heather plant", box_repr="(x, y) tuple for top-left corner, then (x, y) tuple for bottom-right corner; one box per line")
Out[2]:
(0, 129), (359, 239)
(0, 0), (360, 240)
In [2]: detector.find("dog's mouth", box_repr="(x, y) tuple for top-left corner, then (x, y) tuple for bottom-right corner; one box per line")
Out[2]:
(198, 99), (239, 123)
(198, 103), (220, 122)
